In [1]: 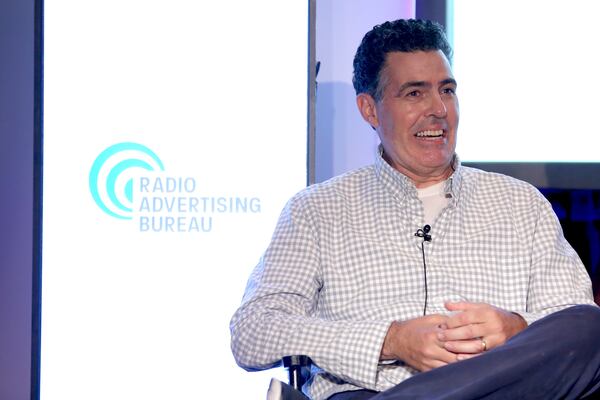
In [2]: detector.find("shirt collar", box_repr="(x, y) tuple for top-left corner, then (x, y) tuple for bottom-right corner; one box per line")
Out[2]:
(374, 145), (463, 201)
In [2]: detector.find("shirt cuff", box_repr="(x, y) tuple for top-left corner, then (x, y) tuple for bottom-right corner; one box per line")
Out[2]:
(335, 320), (393, 390)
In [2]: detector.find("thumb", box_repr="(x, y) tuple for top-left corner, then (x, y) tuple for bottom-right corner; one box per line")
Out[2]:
(444, 301), (477, 312)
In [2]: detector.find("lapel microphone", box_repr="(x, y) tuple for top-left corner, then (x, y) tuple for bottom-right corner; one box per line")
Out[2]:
(415, 225), (432, 242)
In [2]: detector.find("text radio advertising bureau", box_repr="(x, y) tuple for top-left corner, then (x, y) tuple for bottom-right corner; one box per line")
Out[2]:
(89, 142), (262, 233)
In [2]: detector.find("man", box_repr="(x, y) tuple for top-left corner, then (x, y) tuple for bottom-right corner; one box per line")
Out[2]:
(230, 19), (600, 399)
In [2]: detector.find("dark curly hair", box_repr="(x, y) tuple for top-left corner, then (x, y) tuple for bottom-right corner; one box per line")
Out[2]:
(352, 19), (452, 101)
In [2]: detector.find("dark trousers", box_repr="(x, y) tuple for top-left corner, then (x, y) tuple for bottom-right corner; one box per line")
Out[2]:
(330, 305), (600, 400)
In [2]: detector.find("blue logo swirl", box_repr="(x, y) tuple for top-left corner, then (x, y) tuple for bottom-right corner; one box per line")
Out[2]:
(89, 142), (164, 219)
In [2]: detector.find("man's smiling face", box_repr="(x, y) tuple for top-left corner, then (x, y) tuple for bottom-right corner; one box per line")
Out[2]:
(358, 50), (459, 187)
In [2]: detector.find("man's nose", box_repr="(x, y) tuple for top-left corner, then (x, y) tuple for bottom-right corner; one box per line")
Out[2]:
(427, 93), (447, 118)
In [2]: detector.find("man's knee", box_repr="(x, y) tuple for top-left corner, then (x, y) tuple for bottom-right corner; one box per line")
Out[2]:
(535, 305), (600, 348)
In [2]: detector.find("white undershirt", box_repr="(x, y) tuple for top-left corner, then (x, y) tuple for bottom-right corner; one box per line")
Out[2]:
(417, 180), (450, 225)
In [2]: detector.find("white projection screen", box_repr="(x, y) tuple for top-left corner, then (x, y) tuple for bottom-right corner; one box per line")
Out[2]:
(40, 1), (310, 399)
(451, 0), (600, 188)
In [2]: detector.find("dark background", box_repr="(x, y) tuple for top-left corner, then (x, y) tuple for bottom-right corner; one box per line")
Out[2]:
(0, 0), (35, 399)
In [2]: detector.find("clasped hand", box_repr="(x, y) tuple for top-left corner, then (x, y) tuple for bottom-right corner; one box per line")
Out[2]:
(381, 301), (527, 372)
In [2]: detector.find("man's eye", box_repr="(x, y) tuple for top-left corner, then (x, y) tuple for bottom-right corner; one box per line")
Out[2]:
(442, 87), (456, 95)
(406, 90), (420, 97)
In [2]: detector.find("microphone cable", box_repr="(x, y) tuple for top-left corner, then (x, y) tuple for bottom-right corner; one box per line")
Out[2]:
(414, 225), (431, 316)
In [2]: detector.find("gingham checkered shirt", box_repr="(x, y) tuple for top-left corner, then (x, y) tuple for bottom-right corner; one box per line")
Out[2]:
(230, 151), (595, 400)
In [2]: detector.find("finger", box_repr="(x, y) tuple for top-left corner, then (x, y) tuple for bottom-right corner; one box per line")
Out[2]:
(456, 352), (483, 361)
(445, 310), (484, 329)
(438, 323), (484, 341)
(407, 346), (455, 372)
(420, 339), (461, 365)
(431, 346), (463, 365)
(442, 338), (486, 354)
(444, 301), (479, 312)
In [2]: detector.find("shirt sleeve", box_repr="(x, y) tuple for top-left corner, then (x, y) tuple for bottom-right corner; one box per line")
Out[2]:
(229, 192), (392, 390)
(519, 191), (596, 325)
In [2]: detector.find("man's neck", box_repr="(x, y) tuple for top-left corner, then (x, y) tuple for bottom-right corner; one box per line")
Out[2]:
(380, 150), (456, 189)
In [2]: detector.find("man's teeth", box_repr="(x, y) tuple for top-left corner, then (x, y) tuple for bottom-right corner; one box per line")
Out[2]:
(415, 130), (443, 137)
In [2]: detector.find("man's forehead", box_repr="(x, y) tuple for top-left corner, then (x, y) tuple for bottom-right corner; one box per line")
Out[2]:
(384, 50), (451, 70)
(382, 50), (454, 84)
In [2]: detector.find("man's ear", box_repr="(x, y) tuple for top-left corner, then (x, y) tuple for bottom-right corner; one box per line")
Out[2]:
(356, 93), (379, 129)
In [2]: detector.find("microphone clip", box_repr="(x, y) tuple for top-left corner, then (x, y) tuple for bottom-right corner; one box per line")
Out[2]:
(415, 225), (432, 242)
